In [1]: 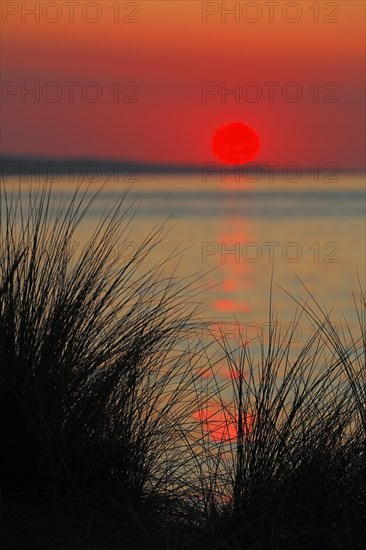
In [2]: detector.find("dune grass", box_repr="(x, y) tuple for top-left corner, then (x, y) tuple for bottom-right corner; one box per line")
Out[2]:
(0, 181), (365, 549)
(186, 284), (366, 549)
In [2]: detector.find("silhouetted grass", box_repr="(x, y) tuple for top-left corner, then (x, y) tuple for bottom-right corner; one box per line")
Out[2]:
(0, 181), (365, 549)
(0, 180), (210, 547)
(186, 279), (366, 549)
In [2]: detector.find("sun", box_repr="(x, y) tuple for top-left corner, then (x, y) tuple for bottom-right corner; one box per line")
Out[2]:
(212, 122), (260, 164)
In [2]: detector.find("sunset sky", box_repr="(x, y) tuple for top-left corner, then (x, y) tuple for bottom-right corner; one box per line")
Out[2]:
(1, 0), (365, 168)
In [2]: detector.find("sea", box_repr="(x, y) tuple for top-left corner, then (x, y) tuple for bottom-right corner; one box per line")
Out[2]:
(2, 171), (365, 379)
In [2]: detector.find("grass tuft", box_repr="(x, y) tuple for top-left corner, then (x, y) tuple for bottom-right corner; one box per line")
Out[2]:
(1, 181), (365, 549)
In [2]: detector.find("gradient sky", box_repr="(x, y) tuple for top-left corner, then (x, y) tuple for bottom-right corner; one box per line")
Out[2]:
(1, 0), (365, 167)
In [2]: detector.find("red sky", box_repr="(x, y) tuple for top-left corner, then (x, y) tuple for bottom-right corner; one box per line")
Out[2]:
(1, 0), (365, 168)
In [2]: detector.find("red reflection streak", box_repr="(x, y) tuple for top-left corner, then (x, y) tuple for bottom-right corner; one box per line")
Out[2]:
(193, 404), (254, 443)
(198, 359), (248, 382)
(213, 207), (254, 315)
(198, 367), (211, 379)
(217, 361), (248, 381)
(198, 357), (248, 381)
(213, 299), (250, 313)
(223, 279), (236, 292)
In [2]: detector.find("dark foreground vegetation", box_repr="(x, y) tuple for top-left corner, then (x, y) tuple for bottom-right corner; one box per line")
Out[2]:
(0, 183), (365, 549)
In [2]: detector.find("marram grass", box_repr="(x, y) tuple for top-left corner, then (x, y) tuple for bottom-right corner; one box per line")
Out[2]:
(0, 182), (365, 549)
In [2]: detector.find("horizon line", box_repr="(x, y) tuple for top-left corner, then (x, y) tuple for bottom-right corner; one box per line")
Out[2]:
(1, 155), (365, 175)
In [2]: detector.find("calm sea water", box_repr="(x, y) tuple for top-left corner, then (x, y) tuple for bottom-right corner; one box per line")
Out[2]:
(2, 173), (365, 356)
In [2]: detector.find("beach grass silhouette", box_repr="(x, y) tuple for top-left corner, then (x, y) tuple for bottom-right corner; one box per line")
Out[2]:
(0, 182), (365, 549)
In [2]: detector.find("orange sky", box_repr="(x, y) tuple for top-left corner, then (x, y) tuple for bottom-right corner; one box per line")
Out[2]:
(1, 0), (365, 167)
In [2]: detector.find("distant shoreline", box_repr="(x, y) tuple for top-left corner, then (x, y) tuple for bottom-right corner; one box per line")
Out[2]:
(1, 156), (364, 176)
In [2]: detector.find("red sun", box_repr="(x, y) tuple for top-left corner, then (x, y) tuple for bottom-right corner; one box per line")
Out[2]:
(212, 122), (260, 164)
